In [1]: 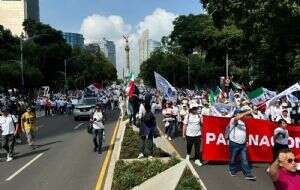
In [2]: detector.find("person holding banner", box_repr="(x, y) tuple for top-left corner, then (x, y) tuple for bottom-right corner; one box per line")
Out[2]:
(183, 102), (203, 167)
(228, 108), (256, 180)
(269, 149), (300, 190)
(273, 119), (289, 161)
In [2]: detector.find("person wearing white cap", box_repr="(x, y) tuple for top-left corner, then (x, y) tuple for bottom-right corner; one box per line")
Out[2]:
(183, 102), (203, 167)
(276, 109), (292, 124)
(269, 101), (283, 122)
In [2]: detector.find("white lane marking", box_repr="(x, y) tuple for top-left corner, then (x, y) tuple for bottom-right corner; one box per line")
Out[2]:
(74, 123), (84, 130)
(5, 153), (44, 181)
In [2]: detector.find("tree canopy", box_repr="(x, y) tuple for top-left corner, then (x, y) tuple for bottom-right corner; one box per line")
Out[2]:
(0, 20), (117, 92)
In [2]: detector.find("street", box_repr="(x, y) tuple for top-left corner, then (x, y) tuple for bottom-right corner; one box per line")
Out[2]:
(0, 111), (119, 190)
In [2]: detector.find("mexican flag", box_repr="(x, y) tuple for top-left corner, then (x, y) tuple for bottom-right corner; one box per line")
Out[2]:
(125, 73), (135, 97)
(209, 89), (216, 104)
(232, 81), (243, 90)
(248, 87), (276, 105)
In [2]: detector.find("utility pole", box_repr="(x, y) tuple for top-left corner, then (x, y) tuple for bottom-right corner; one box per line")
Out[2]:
(20, 33), (25, 93)
(187, 58), (190, 89)
(64, 59), (67, 91)
(226, 52), (229, 79)
(123, 35), (130, 77)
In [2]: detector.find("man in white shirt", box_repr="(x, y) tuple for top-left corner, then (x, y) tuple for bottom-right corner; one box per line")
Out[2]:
(228, 108), (256, 180)
(276, 109), (292, 124)
(0, 108), (19, 162)
(269, 101), (282, 121)
(91, 105), (104, 154)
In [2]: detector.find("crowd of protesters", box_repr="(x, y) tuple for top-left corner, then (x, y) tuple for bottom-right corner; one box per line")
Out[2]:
(123, 84), (300, 187)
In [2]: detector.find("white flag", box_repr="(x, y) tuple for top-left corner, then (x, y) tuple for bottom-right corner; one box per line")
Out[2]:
(154, 72), (177, 101)
(267, 83), (300, 107)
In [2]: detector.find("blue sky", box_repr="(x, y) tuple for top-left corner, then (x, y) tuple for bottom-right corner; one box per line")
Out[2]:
(40, 0), (203, 33)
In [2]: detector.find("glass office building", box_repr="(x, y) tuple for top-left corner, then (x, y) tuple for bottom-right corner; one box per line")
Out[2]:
(63, 32), (84, 48)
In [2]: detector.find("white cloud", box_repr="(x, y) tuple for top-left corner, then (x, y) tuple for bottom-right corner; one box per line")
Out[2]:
(80, 14), (131, 43)
(137, 8), (177, 41)
(80, 8), (178, 79)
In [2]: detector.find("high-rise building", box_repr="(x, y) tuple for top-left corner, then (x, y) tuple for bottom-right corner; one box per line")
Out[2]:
(85, 39), (116, 67)
(85, 43), (101, 54)
(105, 40), (116, 68)
(148, 39), (160, 55)
(0, 0), (40, 36)
(97, 38), (116, 67)
(138, 29), (161, 72)
(63, 32), (84, 48)
(138, 29), (149, 66)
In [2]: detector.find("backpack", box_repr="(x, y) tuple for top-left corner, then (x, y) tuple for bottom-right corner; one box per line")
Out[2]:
(143, 111), (155, 127)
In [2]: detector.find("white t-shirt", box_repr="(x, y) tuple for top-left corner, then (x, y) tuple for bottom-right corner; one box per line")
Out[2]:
(201, 107), (210, 116)
(0, 115), (17, 136)
(276, 115), (292, 124)
(183, 114), (201, 137)
(229, 118), (247, 144)
(274, 127), (289, 145)
(138, 104), (146, 119)
(92, 111), (104, 129)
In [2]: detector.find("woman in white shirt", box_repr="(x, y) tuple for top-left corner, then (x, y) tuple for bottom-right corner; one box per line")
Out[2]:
(162, 101), (175, 141)
(183, 103), (202, 167)
(91, 104), (104, 154)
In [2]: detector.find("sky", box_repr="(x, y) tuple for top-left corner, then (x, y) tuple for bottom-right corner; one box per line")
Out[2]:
(40, 0), (204, 78)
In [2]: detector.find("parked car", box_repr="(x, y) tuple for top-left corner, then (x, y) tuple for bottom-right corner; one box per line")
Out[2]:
(73, 97), (98, 121)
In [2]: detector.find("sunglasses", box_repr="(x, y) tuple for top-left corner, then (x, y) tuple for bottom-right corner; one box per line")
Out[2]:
(287, 158), (296, 163)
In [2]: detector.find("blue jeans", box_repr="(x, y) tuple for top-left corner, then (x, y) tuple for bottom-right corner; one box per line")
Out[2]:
(93, 129), (104, 152)
(229, 141), (252, 176)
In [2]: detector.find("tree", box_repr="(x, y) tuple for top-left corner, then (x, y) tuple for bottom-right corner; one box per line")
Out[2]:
(200, 0), (300, 89)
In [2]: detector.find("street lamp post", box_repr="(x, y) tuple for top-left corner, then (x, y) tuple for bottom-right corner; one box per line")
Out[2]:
(19, 33), (48, 92)
(226, 52), (229, 79)
(187, 58), (190, 88)
(64, 56), (79, 91)
(20, 33), (25, 92)
(64, 59), (67, 91)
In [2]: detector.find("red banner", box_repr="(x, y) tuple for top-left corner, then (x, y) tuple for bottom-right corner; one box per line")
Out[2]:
(202, 116), (300, 162)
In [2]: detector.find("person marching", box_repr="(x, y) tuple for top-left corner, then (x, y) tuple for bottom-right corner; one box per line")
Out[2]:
(0, 108), (19, 162)
(21, 107), (37, 149)
(182, 102), (203, 167)
(91, 104), (105, 154)
(228, 108), (256, 180)
(273, 119), (289, 161)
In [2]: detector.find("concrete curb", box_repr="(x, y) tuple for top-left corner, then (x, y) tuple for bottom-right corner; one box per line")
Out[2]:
(103, 118), (207, 190)
(132, 160), (187, 190)
(103, 119), (127, 190)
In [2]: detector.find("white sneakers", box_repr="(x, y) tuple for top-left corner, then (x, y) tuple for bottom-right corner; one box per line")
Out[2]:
(168, 137), (172, 141)
(6, 155), (13, 162)
(148, 156), (154, 160)
(186, 155), (203, 167)
(137, 153), (144, 159)
(194, 159), (203, 167)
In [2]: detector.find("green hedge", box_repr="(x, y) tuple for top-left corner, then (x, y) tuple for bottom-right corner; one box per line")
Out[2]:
(176, 169), (202, 190)
(119, 124), (170, 159)
(112, 157), (180, 190)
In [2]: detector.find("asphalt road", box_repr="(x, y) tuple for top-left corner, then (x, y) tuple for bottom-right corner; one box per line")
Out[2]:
(0, 110), (119, 190)
(156, 114), (274, 190)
